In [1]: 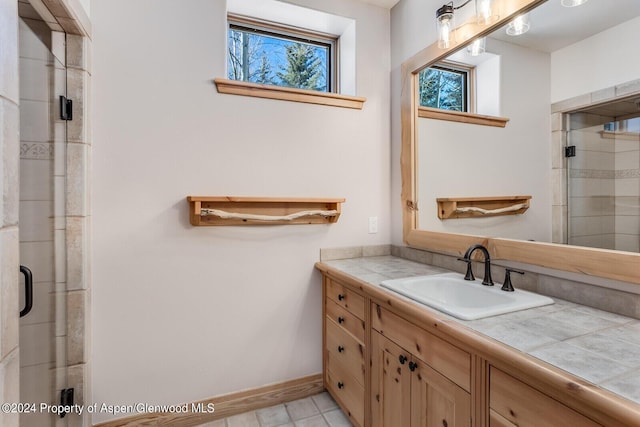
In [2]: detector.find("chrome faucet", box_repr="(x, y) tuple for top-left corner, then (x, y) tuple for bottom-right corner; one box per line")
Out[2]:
(460, 244), (494, 286)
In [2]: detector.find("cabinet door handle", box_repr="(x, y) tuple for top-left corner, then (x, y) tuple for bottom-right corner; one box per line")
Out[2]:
(338, 346), (345, 353)
(337, 382), (344, 389)
(408, 361), (417, 372)
(398, 355), (407, 365)
(338, 316), (345, 324)
(338, 294), (345, 301)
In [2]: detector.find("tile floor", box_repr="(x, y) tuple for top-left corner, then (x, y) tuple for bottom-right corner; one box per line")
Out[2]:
(195, 392), (353, 427)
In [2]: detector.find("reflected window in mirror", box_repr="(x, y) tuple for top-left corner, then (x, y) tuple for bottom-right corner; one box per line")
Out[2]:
(418, 49), (503, 120)
(419, 63), (471, 112)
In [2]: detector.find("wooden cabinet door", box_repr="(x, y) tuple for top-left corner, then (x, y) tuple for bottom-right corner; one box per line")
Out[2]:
(371, 332), (412, 427)
(372, 332), (471, 427)
(410, 359), (471, 427)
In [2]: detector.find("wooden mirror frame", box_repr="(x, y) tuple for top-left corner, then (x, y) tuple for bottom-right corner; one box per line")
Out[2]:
(400, 0), (640, 284)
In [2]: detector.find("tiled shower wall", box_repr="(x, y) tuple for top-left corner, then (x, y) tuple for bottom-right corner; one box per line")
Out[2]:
(64, 29), (92, 427)
(1, 1), (21, 427)
(567, 114), (640, 252)
(551, 79), (640, 252)
(567, 113), (617, 249)
(614, 119), (640, 252)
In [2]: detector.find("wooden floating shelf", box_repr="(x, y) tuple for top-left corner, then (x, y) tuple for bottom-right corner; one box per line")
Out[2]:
(437, 196), (531, 220)
(187, 196), (345, 226)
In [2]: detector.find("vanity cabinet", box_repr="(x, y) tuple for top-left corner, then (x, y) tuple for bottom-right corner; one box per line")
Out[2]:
(318, 269), (635, 427)
(371, 305), (471, 427)
(324, 277), (366, 427)
(488, 367), (601, 427)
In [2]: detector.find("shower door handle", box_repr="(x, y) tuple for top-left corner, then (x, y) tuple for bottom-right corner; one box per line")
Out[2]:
(19, 265), (33, 318)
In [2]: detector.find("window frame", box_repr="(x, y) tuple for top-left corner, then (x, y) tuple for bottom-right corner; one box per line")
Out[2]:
(418, 60), (476, 114)
(227, 14), (338, 93)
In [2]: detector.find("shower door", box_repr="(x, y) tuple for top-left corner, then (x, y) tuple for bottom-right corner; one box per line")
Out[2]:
(18, 13), (69, 427)
(567, 108), (640, 252)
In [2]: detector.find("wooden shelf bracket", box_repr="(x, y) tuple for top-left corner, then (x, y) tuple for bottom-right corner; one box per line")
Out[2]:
(187, 196), (345, 226)
(437, 196), (531, 219)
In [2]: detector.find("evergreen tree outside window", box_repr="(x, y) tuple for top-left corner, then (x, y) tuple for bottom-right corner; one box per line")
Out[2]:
(227, 19), (334, 93)
(418, 64), (470, 112)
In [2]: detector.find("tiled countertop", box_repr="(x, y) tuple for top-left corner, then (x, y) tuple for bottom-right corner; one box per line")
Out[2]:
(321, 255), (640, 407)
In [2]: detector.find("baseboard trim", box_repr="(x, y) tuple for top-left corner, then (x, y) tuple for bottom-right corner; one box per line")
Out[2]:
(93, 373), (323, 427)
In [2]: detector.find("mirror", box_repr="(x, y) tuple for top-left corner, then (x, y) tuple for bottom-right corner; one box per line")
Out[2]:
(401, 0), (640, 284)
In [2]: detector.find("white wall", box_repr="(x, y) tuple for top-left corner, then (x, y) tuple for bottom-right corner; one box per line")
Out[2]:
(77, 0), (90, 17)
(418, 39), (552, 241)
(551, 16), (640, 103)
(91, 0), (390, 422)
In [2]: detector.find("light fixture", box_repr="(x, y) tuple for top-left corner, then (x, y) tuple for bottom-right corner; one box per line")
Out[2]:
(506, 13), (530, 36)
(475, 0), (498, 25)
(467, 37), (486, 56)
(437, 0), (497, 49)
(561, 0), (588, 7)
(436, 4), (456, 49)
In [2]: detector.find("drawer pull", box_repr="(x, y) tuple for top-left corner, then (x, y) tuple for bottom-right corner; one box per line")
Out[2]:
(337, 381), (344, 389)
(338, 294), (345, 301)
(399, 355), (407, 365)
(338, 316), (345, 324)
(338, 345), (345, 353)
(409, 361), (417, 372)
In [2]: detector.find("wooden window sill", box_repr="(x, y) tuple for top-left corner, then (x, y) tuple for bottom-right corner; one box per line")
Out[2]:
(418, 106), (509, 128)
(214, 78), (366, 110)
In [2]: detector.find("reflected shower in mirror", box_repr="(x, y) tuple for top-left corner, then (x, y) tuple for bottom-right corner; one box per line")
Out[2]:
(567, 104), (640, 253)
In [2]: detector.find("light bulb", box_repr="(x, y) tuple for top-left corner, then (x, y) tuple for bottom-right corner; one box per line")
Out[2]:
(476, 0), (498, 25)
(561, 0), (588, 7)
(436, 5), (455, 49)
(506, 13), (530, 36)
(467, 37), (486, 56)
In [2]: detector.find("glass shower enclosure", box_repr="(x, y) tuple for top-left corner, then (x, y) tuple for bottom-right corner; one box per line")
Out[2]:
(18, 11), (69, 427)
(567, 101), (640, 253)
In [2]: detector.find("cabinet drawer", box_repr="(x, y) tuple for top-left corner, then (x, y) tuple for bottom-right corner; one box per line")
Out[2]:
(489, 367), (601, 427)
(326, 317), (365, 386)
(372, 305), (471, 392)
(326, 358), (364, 427)
(326, 298), (365, 343)
(326, 278), (365, 319)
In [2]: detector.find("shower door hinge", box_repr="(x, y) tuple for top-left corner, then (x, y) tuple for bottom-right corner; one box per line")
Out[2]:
(59, 388), (74, 418)
(60, 96), (73, 121)
(564, 145), (576, 158)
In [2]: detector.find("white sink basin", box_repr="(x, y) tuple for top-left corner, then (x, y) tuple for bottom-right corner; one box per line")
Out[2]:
(380, 272), (553, 320)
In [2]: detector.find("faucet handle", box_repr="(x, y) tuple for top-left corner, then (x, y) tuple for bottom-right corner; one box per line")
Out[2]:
(501, 268), (524, 292)
(457, 258), (475, 281)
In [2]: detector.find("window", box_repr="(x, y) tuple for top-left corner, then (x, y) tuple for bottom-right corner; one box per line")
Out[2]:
(418, 63), (472, 112)
(218, 0), (362, 108)
(227, 17), (336, 93)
